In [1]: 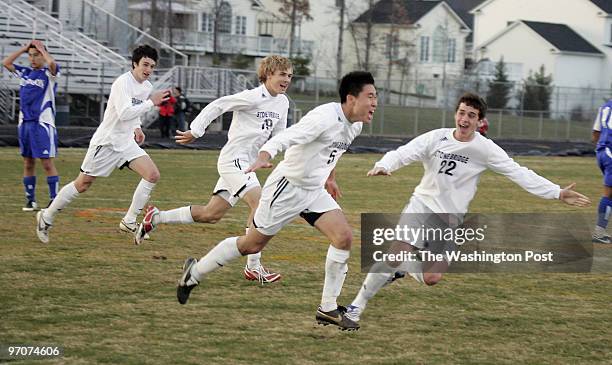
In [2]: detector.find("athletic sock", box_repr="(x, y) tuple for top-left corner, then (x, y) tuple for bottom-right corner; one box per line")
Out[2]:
(43, 181), (79, 224)
(320, 245), (350, 312)
(47, 175), (59, 200)
(191, 237), (242, 281)
(23, 176), (36, 202)
(157, 206), (194, 224)
(596, 196), (612, 233)
(123, 179), (156, 223)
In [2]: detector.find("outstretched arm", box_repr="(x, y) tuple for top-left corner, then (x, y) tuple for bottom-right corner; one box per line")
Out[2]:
(559, 183), (591, 207)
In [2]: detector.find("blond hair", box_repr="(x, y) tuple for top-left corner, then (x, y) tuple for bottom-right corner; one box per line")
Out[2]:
(257, 55), (292, 83)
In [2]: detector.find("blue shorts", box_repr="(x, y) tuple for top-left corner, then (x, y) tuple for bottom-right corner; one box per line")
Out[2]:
(18, 121), (58, 159)
(597, 147), (612, 187)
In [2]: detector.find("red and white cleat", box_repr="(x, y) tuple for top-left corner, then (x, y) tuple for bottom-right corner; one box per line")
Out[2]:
(244, 265), (281, 284)
(134, 206), (159, 245)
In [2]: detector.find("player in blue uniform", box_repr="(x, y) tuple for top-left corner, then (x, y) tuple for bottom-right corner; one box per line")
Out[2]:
(592, 98), (612, 243)
(2, 40), (60, 211)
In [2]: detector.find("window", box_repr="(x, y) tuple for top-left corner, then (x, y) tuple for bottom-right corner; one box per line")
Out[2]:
(218, 2), (232, 34)
(610, 23), (612, 43)
(235, 16), (247, 35)
(420, 36), (430, 62)
(201, 13), (214, 33)
(385, 34), (399, 60)
(447, 38), (456, 63)
(432, 26), (446, 62)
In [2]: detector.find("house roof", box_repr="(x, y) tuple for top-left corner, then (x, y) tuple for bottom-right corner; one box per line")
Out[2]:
(444, 0), (486, 30)
(354, 0), (442, 24)
(522, 21), (603, 54)
(590, 0), (612, 13)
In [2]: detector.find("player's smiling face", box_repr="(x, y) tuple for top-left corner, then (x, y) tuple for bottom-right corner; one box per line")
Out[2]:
(132, 57), (156, 83)
(453, 103), (481, 142)
(265, 68), (293, 96)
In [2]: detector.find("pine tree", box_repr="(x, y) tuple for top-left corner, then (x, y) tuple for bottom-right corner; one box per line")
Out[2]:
(521, 65), (553, 116)
(486, 57), (511, 109)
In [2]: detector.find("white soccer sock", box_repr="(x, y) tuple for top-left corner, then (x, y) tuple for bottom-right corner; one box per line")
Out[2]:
(191, 237), (242, 281)
(245, 227), (262, 269)
(123, 179), (156, 223)
(351, 272), (392, 310)
(43, 181), (79, 224)
(157, 206), (194, 225)
(320, 245), (350, 312)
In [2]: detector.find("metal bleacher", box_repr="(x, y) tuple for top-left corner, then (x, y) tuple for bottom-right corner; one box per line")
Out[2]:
(0, 0), (129, 98)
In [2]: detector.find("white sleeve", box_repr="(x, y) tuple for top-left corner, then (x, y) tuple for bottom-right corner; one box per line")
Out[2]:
(190, 90), (254, 138)
(593, 106), (602, 131)
(113, 79), (154, 122)
(375, 131), (433, 172)
(260, 110), (327, 159)
(487, 141), (561, 199)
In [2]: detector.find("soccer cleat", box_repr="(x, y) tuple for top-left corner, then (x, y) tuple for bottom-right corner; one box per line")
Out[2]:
(244, 264), (282, 284)
(592, 235), (612, 244)
(177, 257), (199, 304)
(344, 305), (363, 323)
(119, 219), (149, 241)
(23, 200), (40, 212)
(36, 210), (52, 244)
(384, 270), (407, 286)
(316, 306), (360, 331)
(134, 206), (159, 245)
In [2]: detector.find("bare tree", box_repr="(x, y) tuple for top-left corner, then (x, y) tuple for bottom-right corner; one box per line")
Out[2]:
(275, 0), (313, 58)
(336, 0), (346, 82)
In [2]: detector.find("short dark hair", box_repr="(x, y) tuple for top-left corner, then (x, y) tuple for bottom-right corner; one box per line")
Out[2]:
(28, 44), (46, 52)
(339, 71), (375, 103)
(175, 86), (182, 93)
(456, 92), (487, 119)
(131, 45), (158, 69)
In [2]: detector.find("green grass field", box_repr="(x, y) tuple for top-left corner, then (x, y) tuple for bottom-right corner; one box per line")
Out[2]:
(1, 148), (611, 364)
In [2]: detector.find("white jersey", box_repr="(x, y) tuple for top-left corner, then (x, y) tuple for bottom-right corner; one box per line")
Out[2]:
(375, 128), (561, 214)
(89, 71), (154, 151)
(190, 84), (289, 163)
(261, 102), (363, 190)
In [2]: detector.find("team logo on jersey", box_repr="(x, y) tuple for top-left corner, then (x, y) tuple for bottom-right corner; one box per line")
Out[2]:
(132, 98), (144, 106)
(434, 150), (469, 164)
(257, 111), (280, 130)
(20, 78), (45, 88)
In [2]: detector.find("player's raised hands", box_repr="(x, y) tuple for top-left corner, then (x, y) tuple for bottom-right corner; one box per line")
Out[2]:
(246, 151), (273, 173)
(559, 183), (591, 207)
(175, 130), (195, 145)
(367, 166), (391, 176)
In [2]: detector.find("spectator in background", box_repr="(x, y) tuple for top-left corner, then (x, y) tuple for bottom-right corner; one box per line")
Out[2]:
(158, 90), (176, 138)
(478, 117), (489, 138)
(174, 87), (190, 131)
(2, 40), (60, 211)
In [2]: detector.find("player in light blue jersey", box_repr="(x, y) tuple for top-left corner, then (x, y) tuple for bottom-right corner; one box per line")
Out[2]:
(591, 98), (612, 243)
(2, 40), (60, 211)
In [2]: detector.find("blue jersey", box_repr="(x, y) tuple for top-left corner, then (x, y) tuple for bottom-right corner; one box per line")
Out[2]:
(594, 99), (612, 151)
(13, 64), (60, 127)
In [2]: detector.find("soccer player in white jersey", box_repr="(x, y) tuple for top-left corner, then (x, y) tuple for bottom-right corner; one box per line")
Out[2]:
(344, 93), (591, 326)
(175, 71), (378, 331)
(135, 55), (293, 284)
(3, 40), (60, 211)
(35, 45), (170, 243)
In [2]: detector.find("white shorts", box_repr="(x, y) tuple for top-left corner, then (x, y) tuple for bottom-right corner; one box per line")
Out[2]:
(80, 142), (147, 177)
(253, 174), (341, 236)
(399, 196), (461, 252)
(213, 158), (260, 206)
